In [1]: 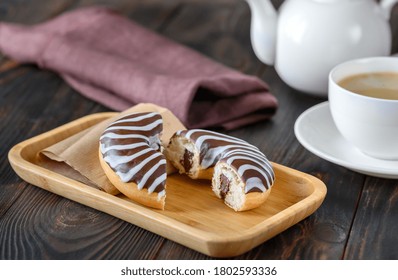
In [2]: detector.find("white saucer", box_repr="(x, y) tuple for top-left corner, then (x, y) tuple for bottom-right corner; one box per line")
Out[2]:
(294, 101), (398, 179)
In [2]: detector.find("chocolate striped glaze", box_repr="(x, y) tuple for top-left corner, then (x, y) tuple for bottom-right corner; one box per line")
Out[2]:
(100, 112), (166, 198)
(176, 129), (274, 193)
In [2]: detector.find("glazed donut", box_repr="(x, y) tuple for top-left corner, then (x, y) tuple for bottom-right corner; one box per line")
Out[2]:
(166, 129), (275, 211)
(99, 112), (166, 210)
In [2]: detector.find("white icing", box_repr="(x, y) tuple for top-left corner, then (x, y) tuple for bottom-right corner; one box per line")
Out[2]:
(103, 118), (162, 133)
(111, 112), (158, 125)
(116, 152), (162, 183)
(100, 133), (149, 141)
(245, 177), (266, 193)
(225, 153), (274, 182)
(237, 164), (271, 191)
(100, 112), (166, 194)
(104, 147), (153, 169)
(138, 159), (166, 190)
(148, 135), (161, 151)
(179, 129), (275, 193)
(148, 173), (167, 194)
(201, 144), (260, 169)
(184, 129), (248, 146)
(100, 142), (147, 154)
(157, 190), (166, 199)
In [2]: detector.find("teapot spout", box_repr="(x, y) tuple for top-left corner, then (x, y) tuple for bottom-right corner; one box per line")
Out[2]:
(245, 0), (278, 65)
(380, 0), (398, 20)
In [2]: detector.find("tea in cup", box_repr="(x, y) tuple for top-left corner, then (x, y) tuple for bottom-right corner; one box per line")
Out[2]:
(329, 57), (398, 160)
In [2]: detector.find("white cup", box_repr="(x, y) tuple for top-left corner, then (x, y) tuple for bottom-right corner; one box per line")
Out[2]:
(329, 57), (398, 160)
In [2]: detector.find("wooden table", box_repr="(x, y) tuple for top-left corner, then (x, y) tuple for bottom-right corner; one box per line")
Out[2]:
(1, 0), (397, 260)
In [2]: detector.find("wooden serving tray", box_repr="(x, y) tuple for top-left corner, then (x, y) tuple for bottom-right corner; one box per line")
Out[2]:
(8, 113), (327, 257)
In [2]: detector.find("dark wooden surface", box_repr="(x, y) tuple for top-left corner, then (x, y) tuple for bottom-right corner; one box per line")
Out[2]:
(1, 0), (397, 260)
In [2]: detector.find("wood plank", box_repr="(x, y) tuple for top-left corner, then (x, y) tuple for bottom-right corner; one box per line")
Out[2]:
(0, 0), (202, 260)
(343, 177), (398, 259)
(159, 0), (265, 76)
(0, 0), (76, 24)
(0, 185), (166, 259)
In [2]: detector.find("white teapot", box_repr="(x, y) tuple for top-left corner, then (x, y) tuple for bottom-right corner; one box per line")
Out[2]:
(246, 0), (398, 96)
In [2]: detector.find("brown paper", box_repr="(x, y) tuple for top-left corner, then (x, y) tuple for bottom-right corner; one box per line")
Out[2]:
(39, 103), (186, 194)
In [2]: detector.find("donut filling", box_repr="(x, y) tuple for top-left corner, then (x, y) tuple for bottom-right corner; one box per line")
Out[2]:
(213, 163), (245, 211)
(219, 174), (230, 199)
(166, 135), (202, 178)
(181, 148), (194, 174)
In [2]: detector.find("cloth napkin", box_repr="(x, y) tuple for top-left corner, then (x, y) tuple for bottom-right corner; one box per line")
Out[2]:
(0, 6), (278, 130)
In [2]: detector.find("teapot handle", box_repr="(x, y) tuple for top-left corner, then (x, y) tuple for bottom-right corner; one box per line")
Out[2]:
(380, 0), (398, 20)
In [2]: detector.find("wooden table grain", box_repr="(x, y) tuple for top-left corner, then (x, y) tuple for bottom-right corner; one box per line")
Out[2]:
(1, 0), (397, 260)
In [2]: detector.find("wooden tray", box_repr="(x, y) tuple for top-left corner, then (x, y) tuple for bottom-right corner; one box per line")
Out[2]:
(8, 113), (327, 257)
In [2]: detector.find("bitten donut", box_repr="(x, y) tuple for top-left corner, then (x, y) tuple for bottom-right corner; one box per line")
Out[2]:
(99, 112), (166, 210)
(166, 129), (275, 211)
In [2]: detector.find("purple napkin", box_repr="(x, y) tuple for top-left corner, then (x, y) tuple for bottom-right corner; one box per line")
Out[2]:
(0, 6), (278, 129)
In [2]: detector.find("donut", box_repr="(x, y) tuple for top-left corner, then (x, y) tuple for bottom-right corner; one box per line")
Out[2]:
(99, 112), (166, 210)
(166, 129), (275, 211)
